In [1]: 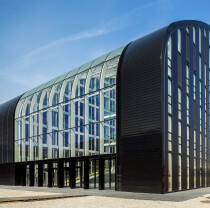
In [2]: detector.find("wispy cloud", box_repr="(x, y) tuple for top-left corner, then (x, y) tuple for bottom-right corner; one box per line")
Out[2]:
(13, 0), (169, 70)
(1, 0), (170, 89)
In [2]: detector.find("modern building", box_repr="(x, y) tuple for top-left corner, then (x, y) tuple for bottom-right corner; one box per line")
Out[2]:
(0, 20), (209, 193)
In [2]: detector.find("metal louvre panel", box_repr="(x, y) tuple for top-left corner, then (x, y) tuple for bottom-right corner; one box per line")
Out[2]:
(116, 27), (167, 193)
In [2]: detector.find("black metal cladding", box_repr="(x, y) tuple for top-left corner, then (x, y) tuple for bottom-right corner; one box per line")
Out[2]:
(116, 20), (210, 193)
(116, 27), (167, 193)
(0, 95), (22, 164)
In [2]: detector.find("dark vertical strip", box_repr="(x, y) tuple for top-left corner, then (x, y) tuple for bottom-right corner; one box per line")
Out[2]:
(163, 35), (168, 194)
(109, 159), (112, 189)
(48, 162), (53, 187)
(181, 28), (187, 190)
(69, 160), (76, 188)
(195, 27), (200, 187)
(99, 158), (105, 190)
(189, 27), (195, 189)
(29, 163), (34, 186)
(94, 159), (96, 188)
(84, 159), (89, 189)
(38, 163), (43, 187)
(116, 43), (130, 192)
(172, 30), (179, 192)
(20, 164), (26, 186)
(201, 28), (205, 187)
(206, 30), (210, 186)
(57, 161), (64, 188)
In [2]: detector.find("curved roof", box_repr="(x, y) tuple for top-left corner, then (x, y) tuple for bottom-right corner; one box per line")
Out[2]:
(20, 45), (126, 100)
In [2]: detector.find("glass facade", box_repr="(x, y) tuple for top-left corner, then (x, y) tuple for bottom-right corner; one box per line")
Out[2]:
(167, 26), (209, 192)
(14, 46), (125, 162)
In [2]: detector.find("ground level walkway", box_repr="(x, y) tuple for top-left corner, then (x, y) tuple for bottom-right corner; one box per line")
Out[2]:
(0, 186), (210, 207)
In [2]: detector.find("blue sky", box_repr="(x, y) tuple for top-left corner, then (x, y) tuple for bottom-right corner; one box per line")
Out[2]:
(0, 0), (210, 103)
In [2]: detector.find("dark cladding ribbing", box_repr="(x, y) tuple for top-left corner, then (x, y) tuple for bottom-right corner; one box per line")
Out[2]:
(116, 27), (167, 193)
(0, 95), (22, 164)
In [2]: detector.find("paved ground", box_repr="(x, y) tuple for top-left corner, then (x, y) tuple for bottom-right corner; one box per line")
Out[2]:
(0, 186), (210, 207)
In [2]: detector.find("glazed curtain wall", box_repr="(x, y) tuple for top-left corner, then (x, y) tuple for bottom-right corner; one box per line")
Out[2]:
(166, 26), (210, 192)
(14, 46), (125, 162)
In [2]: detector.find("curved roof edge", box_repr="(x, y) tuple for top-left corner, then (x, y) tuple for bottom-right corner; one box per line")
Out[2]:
(161, 20), (210, 61)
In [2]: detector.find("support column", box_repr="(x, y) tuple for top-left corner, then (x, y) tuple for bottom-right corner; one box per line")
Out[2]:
(48, 108), (52, 159)
(48, 162), (53, 187)
(59, 104), (64, 158)
(15, 165), (21, 185)
(100, 91), (104, 154)
(29, 163), (34, 186)
(57, 161), (64, 188)
(22, 118), (26, 161)
(70, 100), (76, 157)
(84, 95), (89, 156)
(84, 159), (89, 189)
(99, 158), (105, 190)
(38, 111), (43, 160)
(38, 163), (43, 187)
(21, 165), (26, 186)
(29, 115), (34, 161)
(69, 160), (76, 188)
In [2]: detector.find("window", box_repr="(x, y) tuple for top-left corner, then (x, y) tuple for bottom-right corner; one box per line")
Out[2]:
(178, 88), (181, 120)
(186, 65), (189, 94)
(187, 126), (190, 156)
(43, 111), (47, 125)
(194, 130), (196, 157)
(193, 27), (196, 44)
(43, 127), (47, 144)
(168, 79), (172, 114)
(168, 36), (172, 60)
(194, 158), (197, 188)
(168, 153), (172, 192)
(178, 155), (182, 190)
(199, 56), (202, 80)
(199, 28), (201, 53)
(187, 96), (189, 124)
(52, 111), (58, 127)
(168, 36), (172, 78)
(178, 29), (181, 53)
(178, 121), (182, 154)
(193, 73), (196, 100)
(187, 157), (190, 189)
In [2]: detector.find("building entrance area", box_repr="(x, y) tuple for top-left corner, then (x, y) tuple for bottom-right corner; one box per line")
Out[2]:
(15, 155), (115, 190)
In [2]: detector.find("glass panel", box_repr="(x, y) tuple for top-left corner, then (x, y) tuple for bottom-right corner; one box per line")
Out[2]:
(88, 123), (100, 155)
(75, 72), (88, 98)
(91, 53), (109, 67)
(104, 58), (119, 88)
(89, 65), (102, 93)
(65, 67), (80, 79)
(77, 61), (94, 74)
(88, 92), (100, 124)
(103, 86), (116, 120)
(106, 46), (125, 61)
(103, 119), (116, 154)
(63, 77), (75, 102)
(54, 72), (69, 84)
